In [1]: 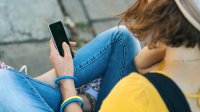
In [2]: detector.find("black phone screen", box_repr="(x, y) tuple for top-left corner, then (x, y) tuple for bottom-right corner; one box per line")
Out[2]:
(49, 21), (74, 57)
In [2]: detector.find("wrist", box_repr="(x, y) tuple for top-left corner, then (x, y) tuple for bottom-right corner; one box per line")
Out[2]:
(60, 83), (76, 94)
(60, 80), (77, 99)
(59, 77), (76, 91)
(54, 75), (77, 87)
(57, 72), (74, 77)
(60, 79), (74, 87)
(58, 76), (76, 88)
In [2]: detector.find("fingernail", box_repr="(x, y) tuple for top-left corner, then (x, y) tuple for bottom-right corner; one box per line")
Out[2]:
(63, 42), (67, 46)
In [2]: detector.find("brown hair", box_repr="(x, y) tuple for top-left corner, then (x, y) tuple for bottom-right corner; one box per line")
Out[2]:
(119, 0), (200, 48)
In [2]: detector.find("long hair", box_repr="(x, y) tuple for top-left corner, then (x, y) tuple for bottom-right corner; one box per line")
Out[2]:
(119, 0), (200, 48)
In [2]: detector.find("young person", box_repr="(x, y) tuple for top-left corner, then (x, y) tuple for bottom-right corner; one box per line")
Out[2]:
(0, 25), (141, 112)
(0, 0), (200, 112)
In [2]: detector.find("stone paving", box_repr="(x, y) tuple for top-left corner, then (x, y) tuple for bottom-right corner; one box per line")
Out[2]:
(0, 0), (135, 77)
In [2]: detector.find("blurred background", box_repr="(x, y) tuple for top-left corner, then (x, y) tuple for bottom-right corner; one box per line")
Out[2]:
(0, 0), (136, 77)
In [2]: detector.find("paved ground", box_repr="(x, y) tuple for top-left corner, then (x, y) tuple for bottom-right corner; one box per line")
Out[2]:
(0, 0), (136, 77)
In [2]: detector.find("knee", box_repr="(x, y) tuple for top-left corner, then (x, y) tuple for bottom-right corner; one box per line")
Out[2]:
(111, 25), (140, 47)
(111, 25), (138, 43)
(112, 26), (141, 56)
(0, 69), (22, 98)
(0, 69), (16, 83)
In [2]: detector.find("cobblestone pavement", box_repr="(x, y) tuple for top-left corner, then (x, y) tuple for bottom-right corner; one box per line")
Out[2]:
(0, 0), (135, 77)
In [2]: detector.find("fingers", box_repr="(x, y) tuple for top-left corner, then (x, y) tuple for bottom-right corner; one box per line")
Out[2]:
(69, 42), (76, 46)
(49, 38), (59, 55)
(62, 42), (71, 58)
(49, 37), (75, 58)
(69, 42), (77, 54)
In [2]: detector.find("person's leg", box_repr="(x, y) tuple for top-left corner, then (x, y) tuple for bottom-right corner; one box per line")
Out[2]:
(32, 25), (140, 111)
(73, 26), (140, 111)
(93, 26), (141, 110)
(0, 69), (93, 112)
(0, 26), (140, 111)
(73, 26), (141, 87)
(37, 25), (140, 111)
(0, 69), (55, 112)
(51, 25), (140, 111)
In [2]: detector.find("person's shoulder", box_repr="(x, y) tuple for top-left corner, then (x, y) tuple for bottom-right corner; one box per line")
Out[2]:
(122, 72), (149, 83)
(99, 72), (168, 112)
(117, 72), (151, 90)
(106, 72), (147, 97)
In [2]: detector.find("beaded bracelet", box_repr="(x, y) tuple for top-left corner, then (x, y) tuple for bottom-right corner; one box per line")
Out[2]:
(60, 96), (84, 112)
(54, 76), (78, 87)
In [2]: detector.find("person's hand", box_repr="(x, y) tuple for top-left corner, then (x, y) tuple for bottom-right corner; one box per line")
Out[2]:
(49, 38), (75, 77)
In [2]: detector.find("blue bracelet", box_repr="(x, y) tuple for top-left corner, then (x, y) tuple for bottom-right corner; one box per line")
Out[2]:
(54, 76), (78, 87)
(60, 98), (84, 112)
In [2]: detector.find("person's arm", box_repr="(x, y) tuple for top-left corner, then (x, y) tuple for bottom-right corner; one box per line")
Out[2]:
(135, 44), (166, 73)
(35, 69), (92, 111)
(60, 79), (82, 112)
(35, 69), (56, 86)
(49, 38), (82, 112)
(35, 41), (77, 86)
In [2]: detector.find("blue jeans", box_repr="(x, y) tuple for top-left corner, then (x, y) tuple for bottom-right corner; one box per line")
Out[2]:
(0, 26), (141, 112)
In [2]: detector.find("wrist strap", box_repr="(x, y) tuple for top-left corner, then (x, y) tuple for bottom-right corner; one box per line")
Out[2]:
(54, 76), (78, 87)
(60, 96), (84, 112)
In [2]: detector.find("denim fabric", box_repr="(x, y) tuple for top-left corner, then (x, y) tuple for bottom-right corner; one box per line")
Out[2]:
(0, 69), (56, 112)
(0, 26), (141, 112)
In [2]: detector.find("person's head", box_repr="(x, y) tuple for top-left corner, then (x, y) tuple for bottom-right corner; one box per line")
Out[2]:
(119, 0), (200, 48)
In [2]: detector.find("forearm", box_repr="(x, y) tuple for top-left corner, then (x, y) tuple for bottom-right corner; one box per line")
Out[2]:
(135, 45), (166, 70)
(60, 80), (82, 112)
(35, 68), (57, 86)
(36, 70), (91, 112)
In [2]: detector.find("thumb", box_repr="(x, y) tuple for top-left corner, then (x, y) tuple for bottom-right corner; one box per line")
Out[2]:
(62, 42), (71, 57)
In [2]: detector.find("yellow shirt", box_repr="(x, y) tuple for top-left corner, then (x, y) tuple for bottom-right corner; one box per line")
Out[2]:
(99, 72), (169, 112)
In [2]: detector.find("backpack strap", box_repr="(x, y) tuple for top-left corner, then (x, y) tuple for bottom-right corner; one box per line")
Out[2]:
(144, 72), (191, 112)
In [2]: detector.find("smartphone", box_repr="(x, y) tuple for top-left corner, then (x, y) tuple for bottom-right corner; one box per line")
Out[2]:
(49, 21), (74, 58)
